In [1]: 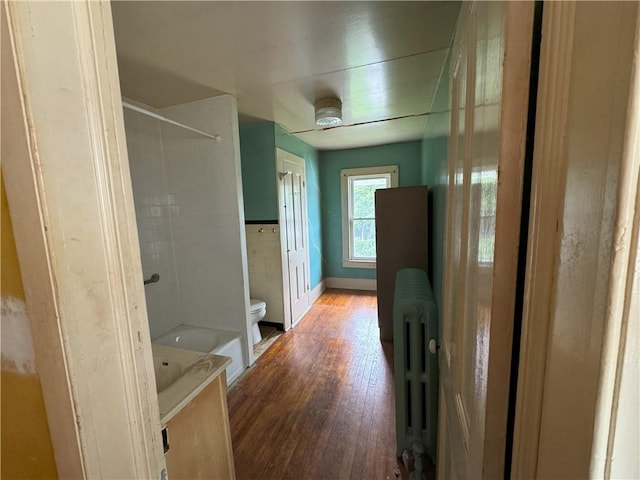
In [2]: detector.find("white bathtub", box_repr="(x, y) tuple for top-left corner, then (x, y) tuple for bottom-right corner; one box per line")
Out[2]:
(152, 325), (244, 385)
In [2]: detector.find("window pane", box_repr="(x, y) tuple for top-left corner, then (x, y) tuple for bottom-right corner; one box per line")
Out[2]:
(353, 219), (376, 258)
(352, 177), (387, 218)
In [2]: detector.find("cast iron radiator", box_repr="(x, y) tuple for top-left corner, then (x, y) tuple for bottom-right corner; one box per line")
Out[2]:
(393, 268), (438, 472)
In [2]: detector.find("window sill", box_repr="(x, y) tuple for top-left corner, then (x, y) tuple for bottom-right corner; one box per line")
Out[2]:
(342, 260), (376, 269)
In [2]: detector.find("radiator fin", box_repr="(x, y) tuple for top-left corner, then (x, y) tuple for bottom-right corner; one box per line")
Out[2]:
(392, 268), (438, 463)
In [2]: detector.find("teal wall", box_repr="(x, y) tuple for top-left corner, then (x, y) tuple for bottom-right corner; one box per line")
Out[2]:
(319, 141), (423, 280)
(240, 112), (450, 294)
(275, 125), (323, 290)
(239, 123), (277, 221)
(421, 118), (449, 309)
(239, 122), (323, 290)
(421, 54), (451, 309)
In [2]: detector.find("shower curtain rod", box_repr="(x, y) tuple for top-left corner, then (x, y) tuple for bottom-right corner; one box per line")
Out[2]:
(121, 100), (221, 142)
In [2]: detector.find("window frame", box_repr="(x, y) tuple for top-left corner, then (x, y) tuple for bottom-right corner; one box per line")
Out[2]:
(341, 165), (398, 269)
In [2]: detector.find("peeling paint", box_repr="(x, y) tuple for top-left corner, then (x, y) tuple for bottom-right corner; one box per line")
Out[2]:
(1, 295), (36, 375)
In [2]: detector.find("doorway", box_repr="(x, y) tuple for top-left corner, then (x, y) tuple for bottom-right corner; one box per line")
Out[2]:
(276, 149), (311, 329)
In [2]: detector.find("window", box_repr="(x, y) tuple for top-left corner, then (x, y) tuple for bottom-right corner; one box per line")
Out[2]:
(341, 166), (398, 268)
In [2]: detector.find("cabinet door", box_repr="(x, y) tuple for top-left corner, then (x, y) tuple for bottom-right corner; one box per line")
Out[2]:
(165, 373), (236, 479)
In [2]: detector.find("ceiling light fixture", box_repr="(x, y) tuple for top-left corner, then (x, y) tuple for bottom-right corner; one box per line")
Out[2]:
(315, 98), (343, 128)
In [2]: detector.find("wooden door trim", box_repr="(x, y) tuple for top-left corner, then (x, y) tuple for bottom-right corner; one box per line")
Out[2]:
(276, 149), (292, 330)
(1, 5), (83, 477)
(510, 2), (576, 477)
(482, 3), (535, 478)
(590, 11), (640, 477)
(2, 1), (165, 478)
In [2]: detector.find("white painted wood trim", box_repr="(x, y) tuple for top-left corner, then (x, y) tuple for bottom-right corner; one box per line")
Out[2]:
(276, 148), (310, 329)
(309, 280), (326, 304)
(590, 10), (640, 477)
(340, 165), (398, 268)
(482, 3), (535, 478)
(2, 8), (86, 477)
(511, 3), (576, 478)
(3, 2), (165, 478)
(276, 152), (293, 331)
(325, 277), (377, 291)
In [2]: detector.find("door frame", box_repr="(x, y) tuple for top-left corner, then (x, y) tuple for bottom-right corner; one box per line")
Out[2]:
(2, 1), (165, 477)
(276, 148), (311, 330)
(509, 4), (576, 475)
(590, 20), (640, 474)
(512, 2), (640, 477)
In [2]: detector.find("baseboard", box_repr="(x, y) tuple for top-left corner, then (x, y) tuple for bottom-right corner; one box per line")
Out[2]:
(325, 277), (377, 291)
(292, 303), (312, 328)
(309, 280), (326, 304)
(259, 320), (284, 331)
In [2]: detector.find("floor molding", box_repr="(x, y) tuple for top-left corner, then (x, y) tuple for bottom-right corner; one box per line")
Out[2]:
(309, 280), (326, 304)
(259, 320), (284, 331)
(325, 277), (377, 291)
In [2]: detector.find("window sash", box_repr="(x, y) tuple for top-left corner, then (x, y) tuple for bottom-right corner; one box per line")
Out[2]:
(347, 174), (390, 261)
(341, 165), (398, 269)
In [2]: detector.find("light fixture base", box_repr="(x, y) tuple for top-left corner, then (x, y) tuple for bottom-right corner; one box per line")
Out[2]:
(315, 98), (343, 128)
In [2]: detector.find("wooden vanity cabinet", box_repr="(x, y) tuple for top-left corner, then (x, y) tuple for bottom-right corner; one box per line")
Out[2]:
(164, 372), (236, 479)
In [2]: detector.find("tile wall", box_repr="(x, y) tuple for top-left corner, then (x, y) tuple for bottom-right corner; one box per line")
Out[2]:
(160, 96), (250, 343)
(244, 224), (285, 325)
(124, 108), (181, 339)
(124, 96), (251, 368)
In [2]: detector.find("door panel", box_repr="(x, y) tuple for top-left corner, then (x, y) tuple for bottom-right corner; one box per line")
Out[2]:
(438, 3), (534, 478)
(279, 152), (309, 326)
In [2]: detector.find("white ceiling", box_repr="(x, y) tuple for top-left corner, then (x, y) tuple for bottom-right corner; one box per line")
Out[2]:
(111, 1), (460, 150)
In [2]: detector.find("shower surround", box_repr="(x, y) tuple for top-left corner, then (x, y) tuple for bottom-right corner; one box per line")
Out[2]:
(124, 95), (252, 371)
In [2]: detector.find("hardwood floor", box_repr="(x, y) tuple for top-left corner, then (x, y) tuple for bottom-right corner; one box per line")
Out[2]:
(228, 289), (401, 480)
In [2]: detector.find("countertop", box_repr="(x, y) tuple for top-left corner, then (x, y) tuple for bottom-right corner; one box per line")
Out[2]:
(152, 344), (231, 425)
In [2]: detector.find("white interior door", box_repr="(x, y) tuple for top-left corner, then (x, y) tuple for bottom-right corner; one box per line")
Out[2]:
(277, 149), (310, 328)
(437, 3), (534, 478)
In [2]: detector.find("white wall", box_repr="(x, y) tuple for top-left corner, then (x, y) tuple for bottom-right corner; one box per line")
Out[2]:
(125, 106), (182, 339)
(124, 95), (251, 367)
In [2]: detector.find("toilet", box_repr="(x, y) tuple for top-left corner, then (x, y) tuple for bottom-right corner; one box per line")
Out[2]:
(249, 298), (267, 344)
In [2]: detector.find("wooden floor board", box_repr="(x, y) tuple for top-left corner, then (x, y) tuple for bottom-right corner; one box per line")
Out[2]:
(228, 289), (401, 479)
